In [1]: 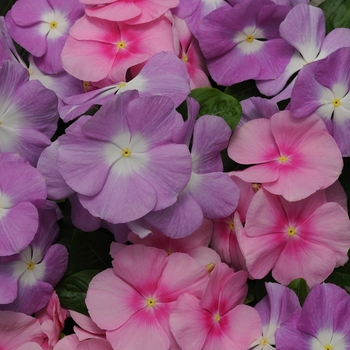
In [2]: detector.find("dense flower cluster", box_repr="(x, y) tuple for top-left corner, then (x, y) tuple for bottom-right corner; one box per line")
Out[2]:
(1, 0), (350, 348)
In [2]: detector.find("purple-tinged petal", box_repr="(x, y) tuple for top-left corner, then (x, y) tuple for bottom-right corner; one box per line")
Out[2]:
(0, 280), (53, 315)
(187, 172), (239, 219)
(69, 193), (101, 232)
(254, 282), (301, 342)
(0, 262), (19, 304)
(145, 192), (204, 239)
(279, 4), (325, 63)
(240, 97), (279, 126)
(0, 203), (38, 256)
(256, 50), (305, 96)
(319, 28), (350, 58)
(191, 115), (231, 174)
(41, 244), (68, 286)
(5, 12), (47, 57)
(78, 168), (157, 224)
(57, 116), (112, 197)
(298, 283), (350, 338)
(0, 161), (46, 206)
(37, 140), (75, 201)
(135, 143), (192, 211)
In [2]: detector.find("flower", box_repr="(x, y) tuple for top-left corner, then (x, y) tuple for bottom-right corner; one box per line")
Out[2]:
(228, 110), (343, 202)
(0, 205), (68, 314)
(238, 188), (350, 287)
(275, 283), (350, 349)
(169, 262), (262, 349)
(86, 244), (209, 349)
(197, 0), (293, 85)
(61, 15), (175, 82)
(57, 90), (192, 224)
(290, 47), (350, 156)
(5, 0), (85, 74)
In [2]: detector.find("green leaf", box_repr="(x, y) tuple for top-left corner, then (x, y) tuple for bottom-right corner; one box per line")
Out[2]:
(325, 260), (350, 287)
(56, 269), (102, 315)
(287, 278), (309, 306)
(320, 0), (350, 33)
(224, 80), (262, 101)
(65, 230), (114, 277)
(189, 87), (242, 130)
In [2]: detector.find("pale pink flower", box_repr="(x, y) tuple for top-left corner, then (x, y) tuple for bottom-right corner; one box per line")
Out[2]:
(238, 188), (350, 287)
(81, 0), (179, 24)
(228, 111), (343, 201)
(169, 262), (261, 349)
(86, 244), (209, 349)
(128, 219), (221, 266)
(61, 14), (175, 82)
(35, 291), (67, 350)
(0, 310), (46, 349)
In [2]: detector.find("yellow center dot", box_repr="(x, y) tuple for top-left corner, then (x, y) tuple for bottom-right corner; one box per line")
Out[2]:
(50, 21), (58, 29)
(146, 298), (156, 307)
(82, 81), (90, 91)
(205, 262), (215, 273)
(122, 148), (131, 157)
(213, 313), (220, 322)
(182, 53), (188, 63)
(260, 338), (269, 346)
(229, 221), (235, 230)
(117, 41), (126, 49)
(246, 35), (254, 42)
(333, 98), (341, 107)
(251, 183), (262, 193)
(278, 155), (288, 163)
(287, 227), (296, 236)
(118, 82), (127, 88)
(324, 345), (333, 350)
(27, 261), (35, 270)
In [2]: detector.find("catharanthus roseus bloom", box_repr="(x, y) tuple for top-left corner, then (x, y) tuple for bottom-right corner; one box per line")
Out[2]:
(5, 0), (85, 74)
(169, 262), (262, 350)
(257, 3), (350, 99)
(250, 282), (301, 350)
(197, 0), (293, 85)
(290, 47), (350, 156)
(129, 219), (221, 266)
(275, 283), (350, 349)
(173, 16), (210, 88)
(0, 153), (47, 256)
(144, 108), (240, 238)
(57, 90), (192, 225)
(81, 0), (179, 24)
(35, 291), (67, 349)
(86, 244), (209, 349)
(59, 51), (191, 122)
(0, 310), (46, 349)
(238, 188), (350, 287)
(61, 14), (175, 82)
(0, 61), (58, 165)
(0, 205), (68, 314)
(228, 110), (343, 202)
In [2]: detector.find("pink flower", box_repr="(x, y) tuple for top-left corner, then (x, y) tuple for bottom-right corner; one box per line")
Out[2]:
(228, 111), (343, 201)
(35, 292), (67, 349)
(0, 310), (46, 349)
(238, 188), (350, 287)
(169, 263), (261, 349)
(128, 219), (221, 266)
(81, 0), (179, 24)
(61, 14), (175, 82)
(86, 244), (209, 349)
